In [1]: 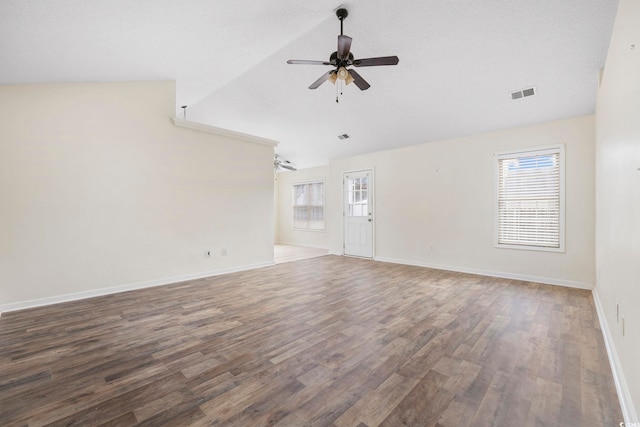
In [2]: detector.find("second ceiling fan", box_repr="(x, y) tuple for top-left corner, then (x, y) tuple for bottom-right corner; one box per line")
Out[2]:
(287, 8), (399, 91)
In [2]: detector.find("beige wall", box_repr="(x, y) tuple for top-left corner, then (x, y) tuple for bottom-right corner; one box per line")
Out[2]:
(0, 81), (275, 311)
(324, 115), (595, 288)
(595, 0), (640, 420)
(275, 166), (330, 249)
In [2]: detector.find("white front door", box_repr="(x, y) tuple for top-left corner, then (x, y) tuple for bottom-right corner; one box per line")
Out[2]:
(344, 170), (373, 258)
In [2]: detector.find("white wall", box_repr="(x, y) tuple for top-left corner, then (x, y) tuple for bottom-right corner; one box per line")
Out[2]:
(595, 0), (640, 420)
(325, 116), (595, 288)
(275, 166), (330, 249)
(0, 81), (275, 312)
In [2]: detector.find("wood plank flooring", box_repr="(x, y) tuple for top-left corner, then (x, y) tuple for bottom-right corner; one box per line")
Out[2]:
(0, 256), (622, 426)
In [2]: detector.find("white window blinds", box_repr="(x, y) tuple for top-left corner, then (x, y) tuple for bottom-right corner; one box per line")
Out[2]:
(496, 146), (564, 250)
(293, 181), (325, 230)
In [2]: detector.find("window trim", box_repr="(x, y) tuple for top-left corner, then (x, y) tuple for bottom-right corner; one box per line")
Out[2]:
(493, 144), (565, 252)
(292, 179), (326, 232)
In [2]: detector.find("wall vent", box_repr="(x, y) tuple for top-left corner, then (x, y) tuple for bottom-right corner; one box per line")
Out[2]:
(510, 86), (536, 100)
(338, 133), (350, 140)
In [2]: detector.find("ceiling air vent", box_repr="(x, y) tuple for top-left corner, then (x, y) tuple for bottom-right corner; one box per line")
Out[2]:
(338, 133), (350, 140)
(510, 86), (536, 100)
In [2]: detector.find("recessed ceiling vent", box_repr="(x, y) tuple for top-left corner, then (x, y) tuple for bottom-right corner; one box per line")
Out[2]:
(510, 86), (536, 100)
(338, 133), (350, 140)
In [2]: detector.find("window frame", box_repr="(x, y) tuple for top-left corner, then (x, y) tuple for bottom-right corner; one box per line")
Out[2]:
(493, 144), (565, 252)
(292, 180), (325, 232)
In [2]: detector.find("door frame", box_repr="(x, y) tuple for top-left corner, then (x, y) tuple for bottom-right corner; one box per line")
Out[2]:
(342, 168), (375, 258)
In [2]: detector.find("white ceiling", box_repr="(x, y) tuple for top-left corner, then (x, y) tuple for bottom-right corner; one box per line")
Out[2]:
(0, 0), (618, 169)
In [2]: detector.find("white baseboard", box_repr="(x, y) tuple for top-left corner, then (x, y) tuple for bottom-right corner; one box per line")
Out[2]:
(0, 261), (274, 315)
(374, 256), (592, 290)
(592, 288), (637, 423)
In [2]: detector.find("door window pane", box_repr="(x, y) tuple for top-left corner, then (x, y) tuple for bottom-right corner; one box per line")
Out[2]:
(347, 177), (368, 217)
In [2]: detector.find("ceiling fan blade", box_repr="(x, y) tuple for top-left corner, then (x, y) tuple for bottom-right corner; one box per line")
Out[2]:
(309, 71), (333, 89)
(348, 69), (370, 90)
(280, 164), (297, 171)
(287, 59), (331, 65)
(353, 56), (399, 67)
(337, 35), (352, 60)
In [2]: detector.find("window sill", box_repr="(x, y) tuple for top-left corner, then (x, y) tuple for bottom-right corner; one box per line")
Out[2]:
(494, 243), (565, 253)
(293, 228), (326, 233)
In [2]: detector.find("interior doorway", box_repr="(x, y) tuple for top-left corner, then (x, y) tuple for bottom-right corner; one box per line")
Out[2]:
(274, 244), (328, 264)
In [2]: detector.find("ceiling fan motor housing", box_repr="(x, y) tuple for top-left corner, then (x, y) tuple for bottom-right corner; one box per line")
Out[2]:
(329, 51), (354, 67)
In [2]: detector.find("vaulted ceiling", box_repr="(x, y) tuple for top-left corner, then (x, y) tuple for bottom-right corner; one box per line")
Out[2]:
(0, 0), (618, 169)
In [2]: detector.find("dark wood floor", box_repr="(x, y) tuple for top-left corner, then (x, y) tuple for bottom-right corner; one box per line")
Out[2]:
(0, 256), (622, 426)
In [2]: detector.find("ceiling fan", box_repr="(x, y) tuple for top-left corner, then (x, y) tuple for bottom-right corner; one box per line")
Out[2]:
(274, 154), (297, 172)
(287, 8), (399, 91)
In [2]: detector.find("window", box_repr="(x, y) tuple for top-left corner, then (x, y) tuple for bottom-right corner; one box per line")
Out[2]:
(495, 145), (564, 251)
(293, 181), (324, 230)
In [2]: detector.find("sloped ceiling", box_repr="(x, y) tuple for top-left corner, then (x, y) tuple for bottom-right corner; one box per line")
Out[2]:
(0, 0), (618, 169)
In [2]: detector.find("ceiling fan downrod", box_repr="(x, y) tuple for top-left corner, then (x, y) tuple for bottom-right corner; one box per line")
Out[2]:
(336, 8), (348, 36)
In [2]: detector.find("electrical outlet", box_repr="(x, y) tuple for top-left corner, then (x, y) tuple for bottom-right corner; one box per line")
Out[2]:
(621, 316), (625, 337)
(221, 248), (228, 256)
(205, 250), (211, 258)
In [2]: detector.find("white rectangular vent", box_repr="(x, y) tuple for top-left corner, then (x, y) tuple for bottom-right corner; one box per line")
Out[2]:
(510, 87), (536, 100)
(338, 133), (350, 140)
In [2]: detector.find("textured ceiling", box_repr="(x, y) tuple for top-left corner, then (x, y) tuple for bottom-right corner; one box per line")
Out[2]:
(0, 0), (618, 169)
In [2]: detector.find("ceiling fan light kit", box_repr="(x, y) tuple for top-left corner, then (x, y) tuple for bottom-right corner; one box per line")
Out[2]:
(287, 8), (399, 99)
